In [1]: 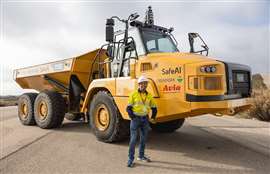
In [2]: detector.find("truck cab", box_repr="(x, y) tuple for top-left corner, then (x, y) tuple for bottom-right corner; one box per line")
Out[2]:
(94, 6), (251, 123)
(110, 26), (178, 78)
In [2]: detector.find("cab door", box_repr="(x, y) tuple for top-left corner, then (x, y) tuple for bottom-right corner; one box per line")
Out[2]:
(114, 28), (145, 119)
(115, 27), (146, 96)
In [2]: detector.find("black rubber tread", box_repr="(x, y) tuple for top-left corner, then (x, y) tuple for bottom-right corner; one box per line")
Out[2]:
(34, 91), (66, 129)
(89, 91), (130, 143)
(17, 93), (38, 125)
(65, 113), (83, 121)
(150, 118), (185, 133)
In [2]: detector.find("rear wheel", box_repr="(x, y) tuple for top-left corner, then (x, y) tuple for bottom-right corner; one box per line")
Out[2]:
(89, 91), (129, 143)
(18, 93), (38, 125)
(150, 118), (185, 133)
(34, 91), (66, 129)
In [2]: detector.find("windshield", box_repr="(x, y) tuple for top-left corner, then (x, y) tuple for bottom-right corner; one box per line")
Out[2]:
(141, 30), (178, 53)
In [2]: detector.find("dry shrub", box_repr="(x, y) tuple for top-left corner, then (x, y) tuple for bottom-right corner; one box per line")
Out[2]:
(252, 74), (267, 90)
(247, 89), (270, 121)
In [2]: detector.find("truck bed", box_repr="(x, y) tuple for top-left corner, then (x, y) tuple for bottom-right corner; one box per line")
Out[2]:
(14, 49), (107, 93)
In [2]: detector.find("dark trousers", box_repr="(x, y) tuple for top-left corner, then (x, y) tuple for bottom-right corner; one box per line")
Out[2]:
(128, 116), (149, 162)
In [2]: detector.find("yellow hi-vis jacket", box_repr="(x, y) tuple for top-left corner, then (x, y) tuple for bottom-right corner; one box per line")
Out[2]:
(127, 90), (157, 116)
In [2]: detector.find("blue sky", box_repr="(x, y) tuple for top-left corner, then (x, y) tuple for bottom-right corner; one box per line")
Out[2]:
(0, 0), (269, 95)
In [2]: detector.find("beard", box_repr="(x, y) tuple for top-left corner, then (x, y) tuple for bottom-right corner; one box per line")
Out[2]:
(139, 86), (147, 92)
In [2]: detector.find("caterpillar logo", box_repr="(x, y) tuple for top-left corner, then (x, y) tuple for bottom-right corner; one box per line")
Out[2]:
(161, 66), (181, 75)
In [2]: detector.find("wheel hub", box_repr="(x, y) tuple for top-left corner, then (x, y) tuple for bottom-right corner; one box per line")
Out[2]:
(95, 104), (110, 131)
(20, 103), (28, 119)
(38, 101), (48, 120)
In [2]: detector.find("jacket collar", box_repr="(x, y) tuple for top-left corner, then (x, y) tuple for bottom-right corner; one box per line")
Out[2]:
(138, 89), (148, 94)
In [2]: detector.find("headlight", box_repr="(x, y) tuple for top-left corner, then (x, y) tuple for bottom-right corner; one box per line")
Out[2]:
(200, 65), (216, 73)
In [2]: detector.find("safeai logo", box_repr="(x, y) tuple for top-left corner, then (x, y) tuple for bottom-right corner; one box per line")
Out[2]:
(161, 67), (181, 75)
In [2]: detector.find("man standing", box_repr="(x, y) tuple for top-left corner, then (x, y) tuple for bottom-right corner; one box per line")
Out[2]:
(126, 76), (157, 167)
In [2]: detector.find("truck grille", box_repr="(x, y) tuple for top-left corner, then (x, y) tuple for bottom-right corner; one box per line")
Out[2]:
(223, 62), (252, 98)
(232, 70), (250, 96)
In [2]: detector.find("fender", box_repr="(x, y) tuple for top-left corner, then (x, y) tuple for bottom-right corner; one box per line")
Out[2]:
(81, 78), (116, 113)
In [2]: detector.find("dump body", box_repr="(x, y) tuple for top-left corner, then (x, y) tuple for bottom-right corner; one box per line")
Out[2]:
(14, 49), (108, 93)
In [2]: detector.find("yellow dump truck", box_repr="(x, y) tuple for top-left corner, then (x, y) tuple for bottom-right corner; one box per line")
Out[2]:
(14, 7), (252, 142)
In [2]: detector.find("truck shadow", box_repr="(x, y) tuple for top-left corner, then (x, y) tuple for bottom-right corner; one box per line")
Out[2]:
(57, 121), (269, 174)
(60, 120), (91, 132)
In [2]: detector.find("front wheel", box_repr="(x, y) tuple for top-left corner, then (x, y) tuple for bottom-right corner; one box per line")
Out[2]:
(150, 118), (185, 133)
(89, 91), (129, 143)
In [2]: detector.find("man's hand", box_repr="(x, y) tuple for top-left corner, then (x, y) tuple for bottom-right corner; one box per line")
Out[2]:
(126, 105), (135, 120)
(130, 114), (135, 120)
(150, 107), (157, 123)
(150, 118), (156, 123)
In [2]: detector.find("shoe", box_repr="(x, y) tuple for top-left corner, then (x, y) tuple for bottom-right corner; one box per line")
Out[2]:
(127, 160), (134, 168)
(137, 156), (151, 162)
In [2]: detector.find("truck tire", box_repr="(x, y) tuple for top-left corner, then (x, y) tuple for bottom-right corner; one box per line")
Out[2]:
(89, 91), (129, 143)
(34, 91), (66, 129)
(65, 113), (83, 121)
(150, 118), (185, 133)
(18, 93), (38, 125)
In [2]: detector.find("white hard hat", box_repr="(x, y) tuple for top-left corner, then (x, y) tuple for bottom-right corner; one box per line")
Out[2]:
(138, 76), (149, 84)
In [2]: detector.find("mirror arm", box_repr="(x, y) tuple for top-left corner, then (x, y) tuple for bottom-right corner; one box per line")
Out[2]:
(188, 33), (209, 56)
(169, 33), (178, 47)
(189, 37), (194, 53)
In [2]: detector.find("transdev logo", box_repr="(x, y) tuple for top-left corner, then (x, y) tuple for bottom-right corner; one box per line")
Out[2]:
(157, 77), (183, 83)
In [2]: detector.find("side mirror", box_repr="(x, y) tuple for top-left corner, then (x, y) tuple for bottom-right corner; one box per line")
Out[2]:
(188, 33), (209, 56)
(188, 33), (198, 53)
(106, 19), (114, 42)
(189, 32), (199, 39)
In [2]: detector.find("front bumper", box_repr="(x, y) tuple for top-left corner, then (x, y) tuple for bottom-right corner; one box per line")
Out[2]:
(186, 93), (243, 102)
(189, 97), (252, 116)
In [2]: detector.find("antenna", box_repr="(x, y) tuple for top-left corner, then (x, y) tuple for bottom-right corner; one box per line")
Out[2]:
(145, 6), (154, 25)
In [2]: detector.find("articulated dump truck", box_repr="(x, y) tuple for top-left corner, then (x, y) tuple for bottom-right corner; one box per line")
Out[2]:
(14, 7), (252, 142)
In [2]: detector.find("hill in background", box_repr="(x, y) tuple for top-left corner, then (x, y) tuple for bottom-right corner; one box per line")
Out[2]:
(252, 74), (268, 90)
(261, 74), (270, 88)
(0, 95), (18, 107)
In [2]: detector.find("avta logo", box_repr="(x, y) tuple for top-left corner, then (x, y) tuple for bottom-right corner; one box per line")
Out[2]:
(161, 67), (181, 75)
(162, 84), (181, 93)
